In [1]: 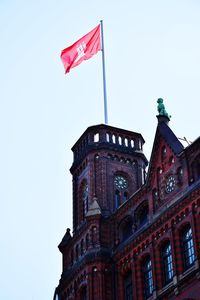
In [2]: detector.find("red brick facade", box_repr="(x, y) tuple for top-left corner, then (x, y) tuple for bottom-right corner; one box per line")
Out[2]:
(54, 116), (200, 300)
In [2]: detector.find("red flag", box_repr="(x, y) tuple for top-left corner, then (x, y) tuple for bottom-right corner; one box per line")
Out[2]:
(60, 25), (101, 73)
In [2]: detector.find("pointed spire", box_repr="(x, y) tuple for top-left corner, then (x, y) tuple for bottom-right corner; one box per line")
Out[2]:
(58, 228), (72, 250)
(86, 196), (101, 217)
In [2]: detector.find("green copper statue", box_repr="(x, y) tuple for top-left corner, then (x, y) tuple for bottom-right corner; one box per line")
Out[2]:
(157, 98), (171, 119)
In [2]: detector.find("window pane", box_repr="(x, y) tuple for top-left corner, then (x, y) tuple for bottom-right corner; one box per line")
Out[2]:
(143, 258), (153, 298)
(182, 226), (195, 269)
(115, 190), (120, 208)
(162, 243), (173, 284)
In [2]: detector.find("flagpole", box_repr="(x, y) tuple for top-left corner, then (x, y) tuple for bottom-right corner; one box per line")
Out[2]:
(100, 20), (108, 125)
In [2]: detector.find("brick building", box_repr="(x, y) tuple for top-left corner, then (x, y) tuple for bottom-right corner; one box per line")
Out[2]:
(54, 104), (200, 300)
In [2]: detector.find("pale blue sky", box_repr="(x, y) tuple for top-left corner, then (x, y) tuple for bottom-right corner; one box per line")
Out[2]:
(1, 1), (200, 299)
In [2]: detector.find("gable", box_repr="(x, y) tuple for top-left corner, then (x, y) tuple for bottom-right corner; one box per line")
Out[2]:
(146, 120), (185, 211)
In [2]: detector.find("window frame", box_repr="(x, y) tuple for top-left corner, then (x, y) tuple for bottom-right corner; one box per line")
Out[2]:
(161, 242), (173, 285)
(182, 225), (195, 270)
(142, 256), (154, 299)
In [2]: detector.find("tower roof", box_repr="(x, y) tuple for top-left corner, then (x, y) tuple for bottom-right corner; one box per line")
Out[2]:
(70, 124), (148, 173)
(71, 124), (145, 151)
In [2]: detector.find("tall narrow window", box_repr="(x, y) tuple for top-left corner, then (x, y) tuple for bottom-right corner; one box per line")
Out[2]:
(121, 217), (133, 241)
(161, 242), (173, 284)
(80, 286), (87, 300)
(112, 134), (116, 143)
(124, 271), (133, 300)
(94, 133), (99, 142)
(124, 192), (128, 202)
(83, 183), (89, 218)
(91, 226), (97, 246)
(136, 203), (148, 229)
(182, 225), (195, 269)
(131, 139), (134, 148)
(141, 167), (146, 185)
(143, 257), (153, 299)
(106, 133), (110, 142)
(115, 190), (120, 208)
(177, 167), (183, 184)
(161, 146), (167, 161)
(152, 189), (159, 208)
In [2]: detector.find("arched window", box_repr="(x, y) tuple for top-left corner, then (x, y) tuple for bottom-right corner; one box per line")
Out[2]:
(142, 256), (153, 299)
(112, 134), (116, 143)
(177, 167), (183, 184)
(124, 271), (133, 300)
(91, 226), (97, 246)
(161, 146), (167, 161)
(161, 242), (173, 284)
(169, 156), (175, 165)
(152, 188), (159, 208)
(94, 133), (99, 142)
(124, 191), (128, 202)
(119, 216), (133, 242)
(115, 190), (120, 208)
(182, 225), (195, 269)
(130, 139), (134, 148)
(141, 167), (146, 185)
(82, 183), (89, 218)
(106, 133), (110, 142)
(135, 202), (149, 229)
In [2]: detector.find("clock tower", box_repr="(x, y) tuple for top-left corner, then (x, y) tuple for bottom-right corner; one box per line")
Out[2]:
(55, 100), (200, 300)
(70, 124), (148, 232)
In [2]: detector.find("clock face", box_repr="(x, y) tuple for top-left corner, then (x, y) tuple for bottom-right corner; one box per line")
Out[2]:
(114, 175), (128, 190)
(165, 175), (176, 193)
